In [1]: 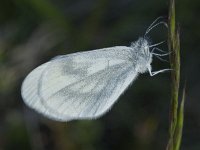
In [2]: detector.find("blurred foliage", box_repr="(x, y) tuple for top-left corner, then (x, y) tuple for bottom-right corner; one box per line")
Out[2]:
(0, 0), (199, 150)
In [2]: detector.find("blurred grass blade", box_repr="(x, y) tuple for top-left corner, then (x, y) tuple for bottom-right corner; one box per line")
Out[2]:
(167, 0), (182, 149)
(168, 0), (180, 138)
(169, 0), (176, 42)
(174, 84), (186, 150)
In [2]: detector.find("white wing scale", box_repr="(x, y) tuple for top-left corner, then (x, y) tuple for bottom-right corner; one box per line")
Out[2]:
(21, 46), (138, 121)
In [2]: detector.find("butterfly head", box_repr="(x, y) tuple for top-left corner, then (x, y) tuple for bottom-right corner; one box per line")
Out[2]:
(130, 37), (152, 74)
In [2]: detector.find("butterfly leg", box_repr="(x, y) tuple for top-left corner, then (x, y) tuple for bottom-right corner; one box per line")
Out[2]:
(152, 52), (171, 56)
(151, 47), (166, 53)
(150, 69), (172, 76)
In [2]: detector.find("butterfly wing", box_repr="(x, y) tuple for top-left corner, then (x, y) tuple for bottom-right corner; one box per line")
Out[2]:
(21, 46), (138, 121)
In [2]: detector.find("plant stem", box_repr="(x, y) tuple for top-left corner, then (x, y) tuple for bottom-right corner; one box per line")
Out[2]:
(166, 0), (185, 149)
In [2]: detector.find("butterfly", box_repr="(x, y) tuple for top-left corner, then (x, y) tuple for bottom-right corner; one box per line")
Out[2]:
(21, 17), (170, 121)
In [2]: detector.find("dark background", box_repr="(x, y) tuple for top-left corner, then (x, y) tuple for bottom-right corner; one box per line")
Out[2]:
(0, 0), (199, 150)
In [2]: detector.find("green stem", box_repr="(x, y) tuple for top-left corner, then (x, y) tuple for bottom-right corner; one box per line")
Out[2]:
(167, 0), (184, 149)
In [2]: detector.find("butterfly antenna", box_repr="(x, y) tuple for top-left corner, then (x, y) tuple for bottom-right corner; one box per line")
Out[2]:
(145, 21), (168, 36)
(146, 17), (164, 30)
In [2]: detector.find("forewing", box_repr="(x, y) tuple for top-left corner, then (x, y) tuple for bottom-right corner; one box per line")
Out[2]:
(21, 46), (137, 121)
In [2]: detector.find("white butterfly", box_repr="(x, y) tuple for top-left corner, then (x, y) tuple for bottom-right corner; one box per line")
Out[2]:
(21, 18), (170, 121)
